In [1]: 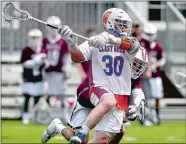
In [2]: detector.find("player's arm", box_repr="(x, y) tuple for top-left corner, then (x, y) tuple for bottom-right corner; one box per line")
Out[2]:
(88, 32), (140, 55)
(76, 63), (87, 80)
(144, 63), (152, 79)
(131, 75), (145, 107)
(156, 44), (166, 68)
(69, 44), (86, 63)
(58, 26), (92, 63)
(20, 49), (46, 69)
(62, 53), (72, 79)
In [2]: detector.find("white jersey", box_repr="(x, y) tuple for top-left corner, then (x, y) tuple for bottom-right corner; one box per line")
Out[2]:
(80, 41), (133, 95)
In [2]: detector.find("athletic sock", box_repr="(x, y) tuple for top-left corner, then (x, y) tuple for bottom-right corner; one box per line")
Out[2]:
(156, 108), (159, 116)
(79, 125), (90, 135)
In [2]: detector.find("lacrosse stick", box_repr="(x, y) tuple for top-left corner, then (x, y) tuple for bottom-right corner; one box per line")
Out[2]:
(2, 2), (89, 41)
(136, 100), (149, 122)
(123, 100), (150, 123)
(174, 72), (186, 88)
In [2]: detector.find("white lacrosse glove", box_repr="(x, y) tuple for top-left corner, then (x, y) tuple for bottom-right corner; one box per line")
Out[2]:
(58, 25), (77, 45)
(88, 32), (118, 48)
(33, 53), (46, 65)
(126, 104), (137, 121)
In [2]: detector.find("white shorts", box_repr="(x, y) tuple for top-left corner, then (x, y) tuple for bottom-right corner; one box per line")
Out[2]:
(22, 82), (44, 96)
(149, 77), (164, 99)
(69, 101), (124, 134)
(44, 72), (67, 96)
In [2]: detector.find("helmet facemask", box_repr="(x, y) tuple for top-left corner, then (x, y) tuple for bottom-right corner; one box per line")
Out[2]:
(131, 47), (148, 79)
(114, 19), (132, 37)
(143, 23), (157, 42)
(145, 33), (157, 42)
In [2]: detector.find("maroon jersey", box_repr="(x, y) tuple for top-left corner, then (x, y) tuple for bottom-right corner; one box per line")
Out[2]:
(41, 37), (69, 73)
(77, 77), (94, 109)
(140, 38), (163, 78)
(77, 62), (143, 109)
(20, 46), (43, 83)
(81, 61), (91, 76)
(77, 61), (94, 108)
(131, 74), (143, 89)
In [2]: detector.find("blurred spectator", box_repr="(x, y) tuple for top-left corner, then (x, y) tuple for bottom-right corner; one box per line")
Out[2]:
(141, 23), (166, 125)
(20, 29), (46, 125)
(41, 16), (72, 122)
(132, 23), (142, 40)
(76, 28), (98, 81)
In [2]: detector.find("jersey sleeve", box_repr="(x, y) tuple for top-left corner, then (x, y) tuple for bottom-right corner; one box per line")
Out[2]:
(157, 43), (166, 66)
(131, 74), (143, 89)
(20, 47), (30, 63)
(79, 41), (93, 61)
(157, 43), (163, 59)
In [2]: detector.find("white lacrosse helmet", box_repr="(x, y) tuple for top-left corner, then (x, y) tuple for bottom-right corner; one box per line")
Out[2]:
(102, 8), (132, 37)
(131, 47), (148, 79)
(46, 16), (61, 37)
(143, 23), (157, 42)
(28, 29), (43, 51)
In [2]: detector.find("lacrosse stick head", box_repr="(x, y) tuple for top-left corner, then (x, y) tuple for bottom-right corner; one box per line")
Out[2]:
(174, 72), (186, 88)
(2, 2), (31, 23)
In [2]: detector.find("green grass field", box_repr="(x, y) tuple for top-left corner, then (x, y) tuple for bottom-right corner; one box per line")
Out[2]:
(2, 120), (185, 143)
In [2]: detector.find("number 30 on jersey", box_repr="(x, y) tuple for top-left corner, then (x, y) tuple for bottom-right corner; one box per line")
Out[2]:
(102, 55), (124, 76)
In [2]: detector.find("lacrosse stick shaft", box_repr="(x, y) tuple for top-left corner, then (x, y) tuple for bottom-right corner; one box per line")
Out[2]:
(31, 17), (89, 41)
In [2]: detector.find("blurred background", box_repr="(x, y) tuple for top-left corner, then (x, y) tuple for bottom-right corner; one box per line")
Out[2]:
(1, 1), (186, 143)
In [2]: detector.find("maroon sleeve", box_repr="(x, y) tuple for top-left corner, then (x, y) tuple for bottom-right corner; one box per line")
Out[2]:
(20, 47), (30, 63)
(131, 74), (143, 89)
(157, 43), (163, 60)
(62, 40), (69, 54)
(40, 47), (47, 54)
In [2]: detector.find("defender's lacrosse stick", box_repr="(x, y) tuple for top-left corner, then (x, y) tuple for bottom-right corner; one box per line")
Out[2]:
(2, 2), (89, 41)
(136, 100), (149, 122)
(174, 72), (186, 88)
(123, 103), (150, 123)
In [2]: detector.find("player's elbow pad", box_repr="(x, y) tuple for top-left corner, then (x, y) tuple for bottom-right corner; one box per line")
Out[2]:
(71, 53), (85, 63)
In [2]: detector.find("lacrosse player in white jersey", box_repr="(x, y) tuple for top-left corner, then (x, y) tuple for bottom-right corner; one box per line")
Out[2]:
(41, 46), (148, 144)
(42, 8), (143, 144)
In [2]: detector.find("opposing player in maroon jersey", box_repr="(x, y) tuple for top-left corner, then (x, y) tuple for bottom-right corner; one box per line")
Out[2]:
(20, 29), (46, 125)
(141, 23), (166, 125)
(41, 16), (72, 122)
(132, 23), (153, 126)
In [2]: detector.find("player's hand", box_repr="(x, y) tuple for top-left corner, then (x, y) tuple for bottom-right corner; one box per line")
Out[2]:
(121, 37), (140, 55)
(145, 70), (152, 79)
(43, 59), (50, 69)
(126, 104), (137, 121)
(58, 25), (77, 45)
